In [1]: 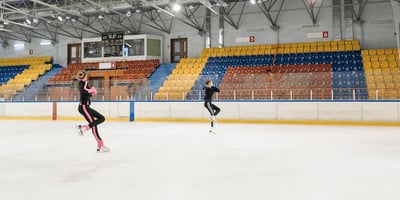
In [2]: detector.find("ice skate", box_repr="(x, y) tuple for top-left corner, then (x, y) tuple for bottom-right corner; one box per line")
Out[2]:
(75, 125), (86, 136)
(97, 146), (110, 153)
(209, 126), (216, 134)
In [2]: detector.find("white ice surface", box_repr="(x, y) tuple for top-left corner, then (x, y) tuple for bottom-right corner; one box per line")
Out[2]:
(1, 120), (400, 200)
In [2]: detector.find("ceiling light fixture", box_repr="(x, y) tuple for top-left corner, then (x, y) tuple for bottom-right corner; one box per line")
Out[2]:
(172, 3), (182, 12)
(25, 18), (31, 25)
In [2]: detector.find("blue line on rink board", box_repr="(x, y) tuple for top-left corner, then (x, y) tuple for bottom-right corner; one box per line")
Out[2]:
(130, 101), (135, 122)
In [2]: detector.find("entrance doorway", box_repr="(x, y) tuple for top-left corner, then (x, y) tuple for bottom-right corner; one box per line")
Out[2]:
(170, 38), (187, 63)
(67, 43), (81, 64)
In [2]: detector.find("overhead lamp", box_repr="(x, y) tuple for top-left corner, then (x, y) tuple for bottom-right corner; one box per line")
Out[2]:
(25, 18), (31, 25)
(40, 41), (52, 46)
(250, 0), (256, 4)
(98, 14), (104, 19)
(57, 15), (63, 21)
(172, 3), (182, 12)
(32, 18), (39, 24)
(126, 10), (132, 17)
(14, 43), (25, 48)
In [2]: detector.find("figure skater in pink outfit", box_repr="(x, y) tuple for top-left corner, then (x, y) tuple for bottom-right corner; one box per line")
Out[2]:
(76, 70), (109, 153)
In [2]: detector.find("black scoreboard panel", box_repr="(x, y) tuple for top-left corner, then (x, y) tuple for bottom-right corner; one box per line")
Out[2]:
(101, 32), (124, 46)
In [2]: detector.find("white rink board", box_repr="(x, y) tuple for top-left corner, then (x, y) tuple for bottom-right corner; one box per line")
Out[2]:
(1, 101), (400, 122)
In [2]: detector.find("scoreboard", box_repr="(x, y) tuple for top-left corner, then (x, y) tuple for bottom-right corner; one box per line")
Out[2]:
(101, 32), (124, 46)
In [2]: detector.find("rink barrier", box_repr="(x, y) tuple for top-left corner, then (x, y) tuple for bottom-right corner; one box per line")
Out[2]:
(1, 101), (400, 126)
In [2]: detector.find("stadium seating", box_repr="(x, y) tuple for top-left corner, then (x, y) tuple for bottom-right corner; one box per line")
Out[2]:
(362, 48), (400, 99)
(47, 59), (159, 101)
(154, 58), (206, 100)
(0, 56), (52, 99)
(179, 39), (366, 100)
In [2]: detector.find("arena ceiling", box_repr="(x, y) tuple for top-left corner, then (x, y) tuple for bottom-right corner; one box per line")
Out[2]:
(0, 0), (371, 47)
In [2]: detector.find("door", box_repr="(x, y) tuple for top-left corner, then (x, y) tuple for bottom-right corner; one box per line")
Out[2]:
(68, 43), (82, 64)
(171, 38), (187, 63)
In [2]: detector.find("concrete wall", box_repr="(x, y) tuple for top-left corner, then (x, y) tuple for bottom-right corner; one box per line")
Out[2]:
(1, 101), (400, 124)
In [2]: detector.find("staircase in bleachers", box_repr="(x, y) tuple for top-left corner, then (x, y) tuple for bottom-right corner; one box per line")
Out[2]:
(149, 63), (177, 94)
(154, 58), (206, 100)
(15, 64), (63, 101)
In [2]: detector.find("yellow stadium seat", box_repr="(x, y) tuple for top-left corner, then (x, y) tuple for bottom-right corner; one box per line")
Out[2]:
(377, 49), (385, 55)
(372, 61), (380, 69)
(369, 49), (377, 55)
(381, 61), (389, 69)
(364, 68), (373, 75)
(378, 55), (387, 62)
(317, 45), (324, 52)
(387, 55), (395, 61)
(330, 41), (338, 48)
(310, 46), (317, 52)
(362, 55), (371, 62)
(324, 46), (331, 52)
(384, 49), (393, 55)
(283, 48), (290, 54)
(353, 43), (360, 50)
(297, 47), (304, 53)
(370, 55), (379, 62)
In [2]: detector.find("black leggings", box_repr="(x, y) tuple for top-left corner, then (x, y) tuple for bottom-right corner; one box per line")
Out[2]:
(78, 104), (105, 148)
(204, 102), (221, 116)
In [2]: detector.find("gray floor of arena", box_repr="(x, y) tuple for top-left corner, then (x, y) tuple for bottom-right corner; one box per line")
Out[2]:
(1, 120), (400, 200)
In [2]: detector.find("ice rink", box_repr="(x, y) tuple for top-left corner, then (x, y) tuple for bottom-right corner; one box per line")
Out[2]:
(1, 120), (400, 200)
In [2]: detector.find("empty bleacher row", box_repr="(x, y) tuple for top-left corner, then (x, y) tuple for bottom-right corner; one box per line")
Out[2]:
(200, 40), (360, 58)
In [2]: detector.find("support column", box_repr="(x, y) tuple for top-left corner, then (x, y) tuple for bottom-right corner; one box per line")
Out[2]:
(218, 6), (224, 48)
(205, 9), (211, 48)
